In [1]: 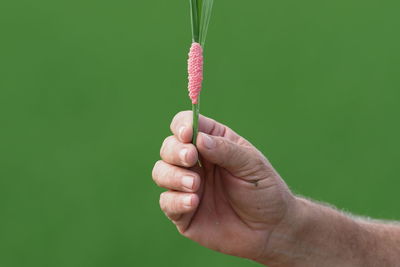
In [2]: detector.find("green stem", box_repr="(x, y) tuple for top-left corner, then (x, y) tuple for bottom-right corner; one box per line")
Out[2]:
(192, 97), (200, 145)
(190, 0), (207, 167)
(190, 0), (201, 146)
(192, 99), (202, 167)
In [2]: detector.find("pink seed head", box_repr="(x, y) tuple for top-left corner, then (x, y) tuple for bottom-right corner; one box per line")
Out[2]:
(188, 42), (203, 104)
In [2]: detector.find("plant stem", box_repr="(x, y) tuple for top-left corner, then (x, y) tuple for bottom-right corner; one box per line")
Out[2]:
(190, 0), (201, 147)
(192, 97), (200, 145)
(192, 99), (202, 167)
(190, 0), (211, 169)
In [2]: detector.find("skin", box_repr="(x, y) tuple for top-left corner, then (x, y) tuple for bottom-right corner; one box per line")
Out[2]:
(152, 111), (400, 266)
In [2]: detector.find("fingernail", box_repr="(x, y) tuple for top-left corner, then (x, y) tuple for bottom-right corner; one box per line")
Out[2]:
(178, 126), (185, 141)
(179, 149), (188, 164)
(202, 134), (216, 149)
(182, 176), (194, 190)
(183, 195), (192, 207)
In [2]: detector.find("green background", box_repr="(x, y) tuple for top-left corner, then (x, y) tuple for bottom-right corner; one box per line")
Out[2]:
(1, 0), (400, 266)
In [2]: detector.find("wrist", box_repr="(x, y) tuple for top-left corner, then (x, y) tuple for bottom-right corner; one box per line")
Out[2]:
(256, 196), (310, 266)
(257, 197), (372, 267)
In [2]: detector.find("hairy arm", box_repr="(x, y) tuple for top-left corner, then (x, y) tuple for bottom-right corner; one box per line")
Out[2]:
(258, 197), (400, 267)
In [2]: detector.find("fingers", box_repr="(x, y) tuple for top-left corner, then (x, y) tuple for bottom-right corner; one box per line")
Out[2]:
(152, 160), (200, 192)
(196, 132), (267, 176)
(160, 135), (198, 167)
(170, 111), (241, 143)
(159, 191), (199, 226)
(170, 111), (194, 143)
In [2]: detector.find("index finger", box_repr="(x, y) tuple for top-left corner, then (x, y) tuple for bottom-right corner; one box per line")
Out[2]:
(170, 110), (241, 143)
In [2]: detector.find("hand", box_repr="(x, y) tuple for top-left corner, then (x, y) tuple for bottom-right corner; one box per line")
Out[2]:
(152, 111), (296, 261)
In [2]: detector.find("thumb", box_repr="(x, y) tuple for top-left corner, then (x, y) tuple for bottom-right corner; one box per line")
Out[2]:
(197, 132), (261, 175)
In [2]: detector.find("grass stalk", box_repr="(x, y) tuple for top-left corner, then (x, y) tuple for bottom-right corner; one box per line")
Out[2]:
(189, 0), (213, 146)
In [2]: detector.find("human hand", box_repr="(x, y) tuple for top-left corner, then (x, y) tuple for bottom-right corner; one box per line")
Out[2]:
(152, 111), (296, 262)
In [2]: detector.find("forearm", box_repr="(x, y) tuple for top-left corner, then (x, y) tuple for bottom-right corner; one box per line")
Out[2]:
(257, 197), (400, 267)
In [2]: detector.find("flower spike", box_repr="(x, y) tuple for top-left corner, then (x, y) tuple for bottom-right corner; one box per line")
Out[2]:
(188, 42), (204, 105)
